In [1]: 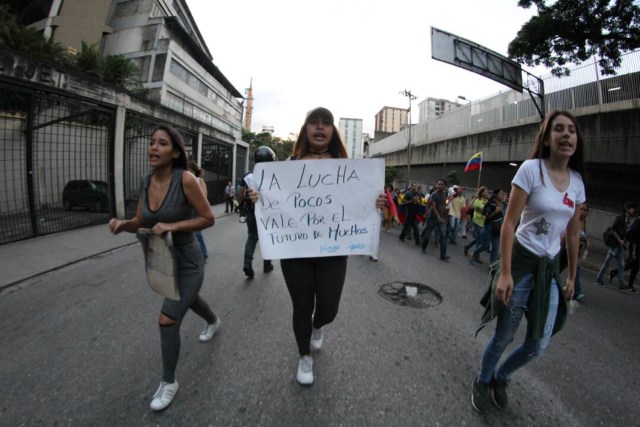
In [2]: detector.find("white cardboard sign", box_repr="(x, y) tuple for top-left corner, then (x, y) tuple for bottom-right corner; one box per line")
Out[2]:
(250, 158), (385, 259)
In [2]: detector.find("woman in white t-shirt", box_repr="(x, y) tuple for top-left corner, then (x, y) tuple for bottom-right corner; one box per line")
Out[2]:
(471, 111), (586, 413)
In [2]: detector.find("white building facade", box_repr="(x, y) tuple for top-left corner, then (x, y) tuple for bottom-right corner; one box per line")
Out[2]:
(338, 118), (364, 159)
(102, 0), (244, 143)
(418, 97), (459, 123)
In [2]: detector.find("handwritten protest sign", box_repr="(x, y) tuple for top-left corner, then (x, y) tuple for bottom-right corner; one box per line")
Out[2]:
(250, 158), (384, 260)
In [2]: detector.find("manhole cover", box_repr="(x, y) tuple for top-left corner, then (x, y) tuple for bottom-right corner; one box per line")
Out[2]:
(378, 282), (443, 308)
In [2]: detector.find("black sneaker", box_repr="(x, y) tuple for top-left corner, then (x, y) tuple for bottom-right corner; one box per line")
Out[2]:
(471, 378), (491, 413)
(440, 255), (451, 261)
(631, 286), (639, 294)
(619, 286), (632, 293)
(595, 280), (605, 286)
(243, 266), (255, 278)
(263, 261), (274, 273)
(491, 375), (508, 410)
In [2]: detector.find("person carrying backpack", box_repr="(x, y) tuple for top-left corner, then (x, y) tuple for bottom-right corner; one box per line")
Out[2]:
(608, 213), (640, 293)
(595, 201), (637, 290)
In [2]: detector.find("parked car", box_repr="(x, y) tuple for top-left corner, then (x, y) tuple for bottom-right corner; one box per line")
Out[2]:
(62, 180), (109, 212)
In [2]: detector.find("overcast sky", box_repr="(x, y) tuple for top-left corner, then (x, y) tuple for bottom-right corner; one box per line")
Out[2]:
(187, 0), (545, 138)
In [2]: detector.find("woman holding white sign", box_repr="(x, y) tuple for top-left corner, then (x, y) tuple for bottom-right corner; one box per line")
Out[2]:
(108, 124), (220, 411)
(249, 107), (385, 385)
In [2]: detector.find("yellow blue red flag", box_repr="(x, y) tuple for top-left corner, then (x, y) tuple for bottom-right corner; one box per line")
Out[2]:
(464, 151), (482, 173)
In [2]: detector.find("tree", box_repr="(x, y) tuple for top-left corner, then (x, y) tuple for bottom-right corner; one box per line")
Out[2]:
(0, 6), (143, 92)
(446, 170), (460, 186)
(508, 0), (640, 76)
(103, 54), (139, 86)
(0, 5), (70, 67)
(271, 138), (294, 161)
(385, 167), (397, 187)
(75, 41), (101, 77)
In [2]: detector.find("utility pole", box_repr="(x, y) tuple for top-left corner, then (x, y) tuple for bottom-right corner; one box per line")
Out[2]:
(399, 89), (417, 185)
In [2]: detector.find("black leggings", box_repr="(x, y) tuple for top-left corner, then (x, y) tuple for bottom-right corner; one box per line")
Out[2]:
(280, 256), (347, 355)
(159, 242), (215, 383)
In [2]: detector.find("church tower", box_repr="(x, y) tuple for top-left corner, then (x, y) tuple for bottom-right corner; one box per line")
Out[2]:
(244, 78), (253, 131)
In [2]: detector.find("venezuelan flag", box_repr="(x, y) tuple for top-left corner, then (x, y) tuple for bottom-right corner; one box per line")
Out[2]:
(464, 151), (482, 172)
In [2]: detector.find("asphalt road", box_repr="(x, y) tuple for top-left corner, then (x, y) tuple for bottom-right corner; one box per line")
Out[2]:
(1, 214), (639, 426)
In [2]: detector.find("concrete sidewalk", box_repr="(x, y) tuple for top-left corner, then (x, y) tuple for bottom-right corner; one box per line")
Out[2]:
(0, 203), (610, 291)
(0, 203), (236, 291)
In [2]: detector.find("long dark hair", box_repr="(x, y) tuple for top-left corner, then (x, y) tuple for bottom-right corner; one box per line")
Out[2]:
(152, 124), (188, 170)
(528, 110), (585, 182)
(292, 109), (348, 159)
(188, 160), (204, 178)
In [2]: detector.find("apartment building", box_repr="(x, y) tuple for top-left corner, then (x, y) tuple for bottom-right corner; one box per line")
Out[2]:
(418, 97), (458, 122)
(375, 106), (408, 133)
(338, 118), (364, 159)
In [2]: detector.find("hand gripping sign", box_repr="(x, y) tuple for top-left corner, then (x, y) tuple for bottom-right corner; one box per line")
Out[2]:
(249, 158), (385, 260)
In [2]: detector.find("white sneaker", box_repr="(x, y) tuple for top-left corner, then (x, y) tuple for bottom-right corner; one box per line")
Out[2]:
(199, 316), (221, 342)
(310, 327), (323, 351)
(150, 381), (179, 411)
(296, 355), (314, 385)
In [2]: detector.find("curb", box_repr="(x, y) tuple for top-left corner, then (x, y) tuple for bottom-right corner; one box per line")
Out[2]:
(0, 241), (139, 294)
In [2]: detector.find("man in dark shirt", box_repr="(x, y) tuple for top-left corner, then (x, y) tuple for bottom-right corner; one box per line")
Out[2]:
(238, 146), (276, 278)
(421, 179), (450, 261)
(595, 201), (636, 289)
(399, 182), (421, 246)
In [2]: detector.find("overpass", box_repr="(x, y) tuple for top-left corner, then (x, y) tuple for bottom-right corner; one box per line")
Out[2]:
(369, 52), (640, 215)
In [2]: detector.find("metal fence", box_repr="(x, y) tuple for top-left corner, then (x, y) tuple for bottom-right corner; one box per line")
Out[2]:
(201, 136), (233, 204)
(0, 84), (114, 244)
(0, 85), (233, 245)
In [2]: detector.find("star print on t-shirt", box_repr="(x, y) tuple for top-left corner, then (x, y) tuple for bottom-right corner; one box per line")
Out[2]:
(534, 218), (551, 235)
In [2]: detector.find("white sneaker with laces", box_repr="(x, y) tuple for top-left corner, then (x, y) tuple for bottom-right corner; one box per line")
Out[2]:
(150, 380), (179, 411)
(199, 316), (221, 342)
(310, 327), (323, 351)
(297, 355), (314, 385)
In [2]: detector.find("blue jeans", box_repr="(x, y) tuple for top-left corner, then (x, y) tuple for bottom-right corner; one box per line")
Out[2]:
(421, 216), (447, 258)
(474, 224), (500, 264)
(596, 246), (626, 288)
(471, 224), (490, 259)
(194, 231), (208, 260)
(244, 212), (259, 267)
(448, 216), (460, 243)
(478, 273), (559, 383)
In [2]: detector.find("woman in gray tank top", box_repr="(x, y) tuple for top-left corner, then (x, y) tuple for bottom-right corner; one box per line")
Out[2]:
(108, 124), (219, 412)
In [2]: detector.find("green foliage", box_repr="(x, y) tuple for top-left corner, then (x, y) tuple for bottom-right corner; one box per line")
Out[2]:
(446, 170), (460, 186)
(0, 5), (71, 66)
(385, 167), (397, 186)
(241, 128), (254, 144)
(103, 54), (139, 85)
(509, 0), (640, 76)
(272, 138), (294, 161)
(242, 130), (294, 161)
(0, 5), (142, 90)
(75, 41), (101, 77)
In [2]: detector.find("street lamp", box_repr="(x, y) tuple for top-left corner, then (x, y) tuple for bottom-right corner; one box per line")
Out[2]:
(457, 95), (471, 104)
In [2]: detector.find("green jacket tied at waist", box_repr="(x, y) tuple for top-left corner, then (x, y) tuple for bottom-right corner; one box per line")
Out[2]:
(476, 239), (567, 339)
